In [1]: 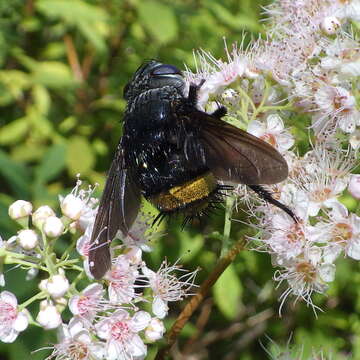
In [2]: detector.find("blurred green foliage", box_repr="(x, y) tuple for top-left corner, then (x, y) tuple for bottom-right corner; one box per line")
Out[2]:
(0, 0), (358, 359)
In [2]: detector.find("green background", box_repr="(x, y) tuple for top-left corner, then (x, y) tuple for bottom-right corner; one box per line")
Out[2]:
(0, 0), (356, 359)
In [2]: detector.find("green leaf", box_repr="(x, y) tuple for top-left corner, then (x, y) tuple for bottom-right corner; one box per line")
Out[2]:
(138, 1), (178, 44)
(31, 61), (74, 89)
(66, 136), (95, 176)
(0, 150), (30, 198)
(36, 0), (108, 52)
(0, 117), (29, 145)
(207, 3), (262, 33)
(213, 263), (242, 319)
(11, 143), (47, 162)
(0, 70), (30, 105)
(77, 21), (107, 53)
(34, 143), (67, 184)
(178, 230), (204, 263)
(30, 113), (55, 140)
(32, 84), (51, 114)
(36, 0), (108, 24)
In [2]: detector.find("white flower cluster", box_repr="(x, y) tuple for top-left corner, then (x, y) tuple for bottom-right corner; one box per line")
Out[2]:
(185, 0), (360, 312)
(1, 180), (197, 360)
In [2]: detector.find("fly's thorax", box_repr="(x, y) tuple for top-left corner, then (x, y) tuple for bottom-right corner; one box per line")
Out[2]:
(148, 172), (218, 214)
(124, 86), (183, 133)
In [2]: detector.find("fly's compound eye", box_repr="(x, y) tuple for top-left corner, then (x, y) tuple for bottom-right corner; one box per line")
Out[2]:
(152, 64), (182, 76)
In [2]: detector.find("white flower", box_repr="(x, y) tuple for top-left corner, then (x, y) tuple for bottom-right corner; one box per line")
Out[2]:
(247, 114), (294, 153)
(37, 300), (62, 329)
(47, 317), (104, 360)
(121, 214), (155, 253)
(59, 178), (98, 230)
(0, 237), (4, 286)
(145, 318), (165, 342)
(17, 229), (39, 250)
(142, 260), (198, 319)
(45, 272), (70, 299)
(76, 222), (92, 258)
(69, 283), (104, 323)
(184, 47), (246, 106)
(265, 213), (306, 260)
(321, 203), (360, 260)
(348, 174), (360, 199)
(320, 35), (360, 77)
(43, 216), (65, 238)
(299, 144), (353, 217)
(349, 130), (360, 149)
(320, 16), (341, 35)
(106, 255), (139, 304)
(96, 309), (150, 360)
(306, 178), (346, 217)
(342, 0), (360, 21)
(32, 206), (56, 230)
(26, 268), (38, 281)
(313, 85), (359, 134)
(8, 200), (32, 220)
(123, 246), (143, 265)
(274, 246), (335, 314)
(60, 194), (85, 220)
(76, 221), (96, 279)
(0, 291), (29, 343)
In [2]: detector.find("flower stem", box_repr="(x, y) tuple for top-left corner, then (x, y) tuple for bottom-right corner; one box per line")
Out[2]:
(42, 232), (57, 276)
(154, 238), (245, 360)
(221, 195), (234, 258)
(250, 80), (270, 121)
(19, 290), (46, 310)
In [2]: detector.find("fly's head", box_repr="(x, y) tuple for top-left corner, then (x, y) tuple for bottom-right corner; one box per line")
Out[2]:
(123, 60), (185, 101)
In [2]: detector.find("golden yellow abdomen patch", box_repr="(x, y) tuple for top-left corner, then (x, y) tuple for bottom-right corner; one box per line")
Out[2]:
(150, 172), (217, 213)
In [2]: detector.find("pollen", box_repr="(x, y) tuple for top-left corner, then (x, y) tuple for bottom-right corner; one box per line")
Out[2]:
(309, 187), (332, 202)
(296, 261), (317, 283)
(332, 223), (352, 243)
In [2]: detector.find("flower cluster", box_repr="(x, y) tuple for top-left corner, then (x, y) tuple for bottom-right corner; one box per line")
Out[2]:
(1, 0), (360, 357)
(1, 178), (198, 359)
(185, 0), (360, 312)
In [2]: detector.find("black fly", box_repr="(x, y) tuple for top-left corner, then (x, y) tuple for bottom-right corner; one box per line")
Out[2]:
(89, 61), (296, 279)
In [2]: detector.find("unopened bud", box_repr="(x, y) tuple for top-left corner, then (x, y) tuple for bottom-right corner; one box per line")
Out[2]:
(32, 206), (56, 230)
(36, 300), (62, 329)
(8, 200), (32, 220)
(46, 273), (70, 298)
(17, 229), (39, 250)
(43, 216), (64, 238)
(145, 318), (165, 342)
(60, 194), (84, 220)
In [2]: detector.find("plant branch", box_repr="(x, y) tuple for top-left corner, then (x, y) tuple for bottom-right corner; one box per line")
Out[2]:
(64, 34), (83, 82)
(154, 238), (246, 360)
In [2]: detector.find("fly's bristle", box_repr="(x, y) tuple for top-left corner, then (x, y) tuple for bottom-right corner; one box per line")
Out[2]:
(149, 183), (234, 229)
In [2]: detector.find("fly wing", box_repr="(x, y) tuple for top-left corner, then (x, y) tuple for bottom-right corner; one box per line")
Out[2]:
(89, 144), (141, 279)
(186, 111), (288, 185)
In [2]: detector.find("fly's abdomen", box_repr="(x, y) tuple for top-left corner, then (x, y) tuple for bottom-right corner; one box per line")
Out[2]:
(148, 172), (219, 215)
